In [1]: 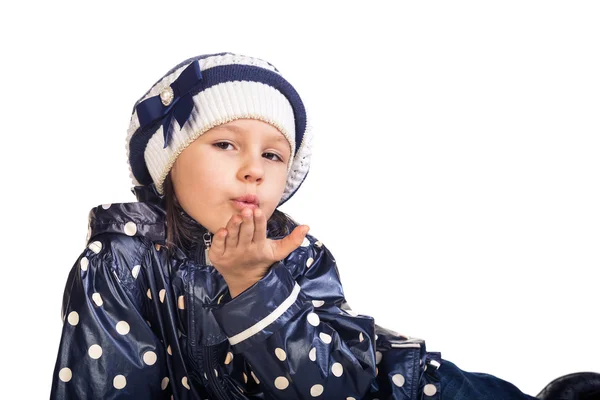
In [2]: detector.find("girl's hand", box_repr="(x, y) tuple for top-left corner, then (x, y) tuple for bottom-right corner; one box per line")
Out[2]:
(208, 207), (310, 298)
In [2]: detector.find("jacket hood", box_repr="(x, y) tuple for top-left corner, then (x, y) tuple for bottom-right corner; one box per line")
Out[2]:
(87, 184), (168, 243)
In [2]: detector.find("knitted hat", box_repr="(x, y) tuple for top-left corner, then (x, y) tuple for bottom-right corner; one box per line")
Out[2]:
(125, 52), (313, 206)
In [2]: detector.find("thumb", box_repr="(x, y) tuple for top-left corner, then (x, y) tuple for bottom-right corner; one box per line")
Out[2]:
(272, 225), (310, 261)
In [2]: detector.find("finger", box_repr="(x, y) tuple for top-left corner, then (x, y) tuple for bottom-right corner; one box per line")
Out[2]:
(253, 208), (267, 247)
(211, 228), (228, 257)
(225, 213), (243, 249)
(272, 225), (310, 261)
(238, 208), (255, 246)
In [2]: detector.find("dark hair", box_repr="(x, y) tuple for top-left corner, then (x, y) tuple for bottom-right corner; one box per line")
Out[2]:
(163, 171), (300, 258)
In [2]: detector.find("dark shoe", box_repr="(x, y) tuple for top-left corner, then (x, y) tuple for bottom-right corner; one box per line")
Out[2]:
(536, 372), (600, 399)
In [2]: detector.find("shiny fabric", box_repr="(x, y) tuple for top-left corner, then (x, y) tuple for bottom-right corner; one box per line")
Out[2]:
(51, 185), (539, 399)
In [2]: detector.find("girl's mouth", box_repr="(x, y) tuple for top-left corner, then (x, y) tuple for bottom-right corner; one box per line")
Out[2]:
(231, 200), (259, 210)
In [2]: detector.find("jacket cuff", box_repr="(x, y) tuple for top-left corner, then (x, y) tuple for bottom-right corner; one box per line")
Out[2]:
(212, 261), (305, 353)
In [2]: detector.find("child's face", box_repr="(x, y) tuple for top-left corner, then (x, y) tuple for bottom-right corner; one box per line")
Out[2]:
(171, 118), (292, 235)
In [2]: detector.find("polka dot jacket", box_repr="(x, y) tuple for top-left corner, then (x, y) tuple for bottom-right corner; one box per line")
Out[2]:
(50, 185), (539, 400)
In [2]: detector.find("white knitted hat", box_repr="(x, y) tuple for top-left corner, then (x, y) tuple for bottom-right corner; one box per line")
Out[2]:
(125, 52), (313, 206)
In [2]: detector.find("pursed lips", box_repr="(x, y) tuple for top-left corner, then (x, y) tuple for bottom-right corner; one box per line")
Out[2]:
(231, 194), (259, 210)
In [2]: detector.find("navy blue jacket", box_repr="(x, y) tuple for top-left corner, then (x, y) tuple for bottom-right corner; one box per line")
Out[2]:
(51, 185), (538, 400)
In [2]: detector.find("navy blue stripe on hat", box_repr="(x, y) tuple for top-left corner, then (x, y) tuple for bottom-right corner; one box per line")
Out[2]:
(130, 52), (280, 115)
(129, 63), (307, 186)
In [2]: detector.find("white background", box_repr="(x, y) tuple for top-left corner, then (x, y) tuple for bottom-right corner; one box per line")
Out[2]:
(1, 1), (598, 397)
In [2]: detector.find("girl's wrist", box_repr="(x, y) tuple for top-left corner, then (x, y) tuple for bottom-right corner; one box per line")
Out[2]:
(227, 280), (257, 298)
(219, 261), (274, 298)
(223, 272), (263, 298)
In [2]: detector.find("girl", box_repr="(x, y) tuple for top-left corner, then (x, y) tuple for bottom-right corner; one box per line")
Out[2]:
(50, 52), (598, 399)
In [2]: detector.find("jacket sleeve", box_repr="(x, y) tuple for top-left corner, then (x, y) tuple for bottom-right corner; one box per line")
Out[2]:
(212, 234), (377, 400)
(50, 235), (170, 399)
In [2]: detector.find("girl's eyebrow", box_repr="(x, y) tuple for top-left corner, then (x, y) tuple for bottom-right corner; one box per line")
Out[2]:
(217, 124), (289, 145)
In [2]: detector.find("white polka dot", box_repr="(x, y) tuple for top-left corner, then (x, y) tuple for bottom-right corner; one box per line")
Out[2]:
(275, 376), (289, 390)
(113, 375), (126, 389)
(147, 320), (152, 327)
(217, 294), (224, 304)
(376, 367), (379, 375)
(275, 348), (287, 361)
(301, 237), (310, 247)
(347, 398), (356, 400)
(315, 240), (323, 247)
(359, 332), (364, 342)
(392, 373), (405, 387)
(58, 367), (72, 382)
(147, 289), (152, 300)
(124, 221), (137, 236)
(424, 383), (437, 396)
(88, 344), (102, 359)
(92, 293), (103, 307)
(88, 241), (102, 254)
(319, 332), (332, 344)
(310, 384), (324, 397)
(332, 362), (343, 377)
(214, 369), (218, 377)
(375, 334), (379, 341)
(251, 370), (260, 384)
(131, 265), (141, 279)
(143, 351), (157, 365)
(307, 312), (320, 327)
(204, 372), (207, 380)
(116, 321), (130, 335)
(167, 345), (172, 355)
(376, 351), (382, 364)
(80, 257), (89, 271)
(225, 351), (233, 364)
(178, 295), (185, 309)
(312, 300), (325, 307)
(308, 347), (317, 362)
(161, 377), (169, 390)
(306, 257), (314, 268)
(67, 311), (79, 326)
(102, 204), (111, 209)
(182, 376), (190, 390)
(159, 289), (166, 303)
(243, 372), (248, 383)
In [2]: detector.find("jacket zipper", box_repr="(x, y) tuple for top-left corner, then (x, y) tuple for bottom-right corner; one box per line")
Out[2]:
(203, 232), (213, 266)
(203, 344), (232, 400)
(198, 232), (233, 400)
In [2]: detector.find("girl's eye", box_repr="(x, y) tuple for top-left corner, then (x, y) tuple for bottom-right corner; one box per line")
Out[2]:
(263, 152), (283, 162)
(213, 142), (234, 150)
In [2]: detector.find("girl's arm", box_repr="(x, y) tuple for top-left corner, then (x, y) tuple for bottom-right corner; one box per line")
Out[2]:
(213, 234), (377, 400)
(50, 235), (170, 400)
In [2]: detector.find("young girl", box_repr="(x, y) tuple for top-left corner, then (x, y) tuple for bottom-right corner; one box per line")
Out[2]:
(50, 52), (599, 399)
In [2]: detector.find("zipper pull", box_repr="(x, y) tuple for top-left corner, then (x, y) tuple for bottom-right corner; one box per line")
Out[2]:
(203, 232), (213, 266)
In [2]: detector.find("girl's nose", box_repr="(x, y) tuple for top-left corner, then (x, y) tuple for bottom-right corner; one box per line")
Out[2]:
(237, 153), (265, 183)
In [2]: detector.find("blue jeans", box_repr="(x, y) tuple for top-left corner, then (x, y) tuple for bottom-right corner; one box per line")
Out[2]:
(435, 358), (538, 399)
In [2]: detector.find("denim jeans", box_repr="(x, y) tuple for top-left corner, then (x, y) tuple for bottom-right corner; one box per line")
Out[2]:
(431, 358), (539, 399)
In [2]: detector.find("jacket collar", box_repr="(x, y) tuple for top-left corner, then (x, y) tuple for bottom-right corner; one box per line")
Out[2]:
(87, 196), (167, 243)
(87, 183), (211, 262)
